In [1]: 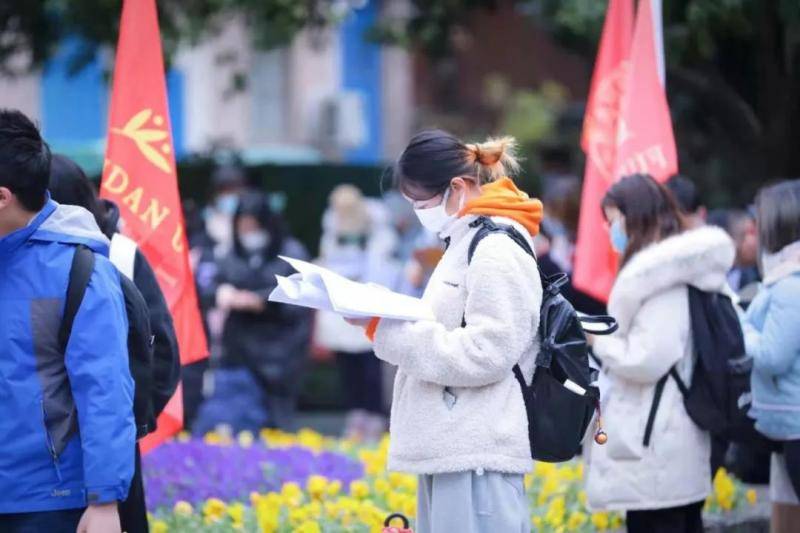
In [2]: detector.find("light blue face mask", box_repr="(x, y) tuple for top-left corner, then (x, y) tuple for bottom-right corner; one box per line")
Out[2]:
(215, 193), (239, 216)
(610, 218), (628, 253)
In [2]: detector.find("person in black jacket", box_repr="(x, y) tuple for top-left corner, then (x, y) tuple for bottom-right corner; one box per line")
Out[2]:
(48, 154), (180, 533)
(194, 192), (312, 433)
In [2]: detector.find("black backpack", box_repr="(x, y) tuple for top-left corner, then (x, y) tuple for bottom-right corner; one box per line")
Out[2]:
(62, 245), (156, 439)
(467, 217), (618, 463)
(642, 287), (770, 449)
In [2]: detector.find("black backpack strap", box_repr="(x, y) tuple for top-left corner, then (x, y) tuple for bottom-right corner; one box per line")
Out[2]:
(643, 372), (669, 447)
(59, 245), (95, 354)
(467, 216), (534, 264)
(642, 365), (689, 447)
(669, 366), (689, 396)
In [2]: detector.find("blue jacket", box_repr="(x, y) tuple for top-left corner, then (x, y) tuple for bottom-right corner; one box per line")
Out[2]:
(743, 269), (800, 440)
(0, 198), (135, 513)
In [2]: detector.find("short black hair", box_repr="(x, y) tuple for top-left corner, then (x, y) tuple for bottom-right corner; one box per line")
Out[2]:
(0, 109), (51, 211)
(665, 174), (701, 214)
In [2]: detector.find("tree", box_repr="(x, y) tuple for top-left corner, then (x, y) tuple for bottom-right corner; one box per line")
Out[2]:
(0, 0), (338, 76)
(375, 0), (800, 205)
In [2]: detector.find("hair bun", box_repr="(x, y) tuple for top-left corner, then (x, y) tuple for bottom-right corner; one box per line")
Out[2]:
(465, 136), (520, 183)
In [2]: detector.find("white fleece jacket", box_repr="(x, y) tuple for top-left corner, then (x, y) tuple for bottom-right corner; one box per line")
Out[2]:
(373, 215), (542, 475)
(584, 226), (735, 511)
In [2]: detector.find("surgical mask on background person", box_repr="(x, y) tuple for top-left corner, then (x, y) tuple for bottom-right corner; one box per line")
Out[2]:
(215, 193), (239, 216)
(610, 218), (628, 253)
(240, 230), (270, 253)
(414, 186), (464, 235)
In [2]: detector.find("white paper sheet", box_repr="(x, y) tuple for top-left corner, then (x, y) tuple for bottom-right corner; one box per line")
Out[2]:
(268, 256), (435, 321)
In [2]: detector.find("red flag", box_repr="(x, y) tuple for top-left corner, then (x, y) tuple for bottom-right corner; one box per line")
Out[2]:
(573, 0), (634, 302)
(614, 0), (677, 181)
(101, 0), (208, 452)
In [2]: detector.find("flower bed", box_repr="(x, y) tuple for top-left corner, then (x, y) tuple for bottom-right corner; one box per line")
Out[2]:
(145, 429), (757, 532)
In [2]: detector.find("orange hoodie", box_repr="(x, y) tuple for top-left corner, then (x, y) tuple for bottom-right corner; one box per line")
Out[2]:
(459, 177), (543, 236)
(366, 178), (543, 341)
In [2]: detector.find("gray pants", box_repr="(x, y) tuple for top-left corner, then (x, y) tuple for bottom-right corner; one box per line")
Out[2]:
(416, 471), (530, 533)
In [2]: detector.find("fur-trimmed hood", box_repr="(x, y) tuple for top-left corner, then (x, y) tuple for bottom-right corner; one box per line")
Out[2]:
(609, 226), (735, 334)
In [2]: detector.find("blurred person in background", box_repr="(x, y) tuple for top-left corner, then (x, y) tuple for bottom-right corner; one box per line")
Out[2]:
(585, 174), (735, 533)
(186, 164), (248, 431)
(666, 174), (707, 229)
(194, 192), (311, 434)
(48, 155), (181, 533)
(708, 208), (760, 300)
(538, 175), (606, 315)
(315, 184), (398, 441)
(741, 180), (800, 532)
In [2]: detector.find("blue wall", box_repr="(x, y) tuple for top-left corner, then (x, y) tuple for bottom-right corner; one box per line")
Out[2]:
(42, 38), (107, 144)
(340, 1), (383, 164)
(41, 37), (185, 157)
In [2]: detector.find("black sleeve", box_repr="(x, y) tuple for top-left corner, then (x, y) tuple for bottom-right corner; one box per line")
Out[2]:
(133, 249), (181, 417)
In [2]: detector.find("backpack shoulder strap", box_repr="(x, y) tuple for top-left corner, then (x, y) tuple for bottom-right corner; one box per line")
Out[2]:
(642, 365), (688, 446)
(110, 233), (137, 280)
(467, 216), (535, 264)
(59, 245), (95, 354)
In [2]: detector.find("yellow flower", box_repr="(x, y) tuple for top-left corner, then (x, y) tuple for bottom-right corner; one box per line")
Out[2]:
(307, 475), (328, 500)
(591, 512), (610, 531)
(327, 480), (342, 497)
(524, 473), (533, 490)
(374, 478), (390, 496)
(228, 502), (245, 528)
(151, 520), (168, 533)
(577, 490), (588, 507)
(294, 520), (322, 533)
(545, 495), (566, 527)
(566, 511), (588, 531)
(746, 488), (757, 505)
(203, 498), (226, 523)
(403, 497), (417, 519)
(350, 480), (370, 499)
(238, 430), (255, 448)
(532, 515), (543, 530)
(610, 514), (623, 529)
(173, 500), (193, 516)
(281, 482), (304, 506)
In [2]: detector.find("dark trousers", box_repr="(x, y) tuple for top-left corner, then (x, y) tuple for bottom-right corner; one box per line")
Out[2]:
(626, 500), (704, 533)
(781, 439), (800, 499)
(0, 508), (84, 533)
(119, 444), (148, 533)
(336, 351), (383, 415)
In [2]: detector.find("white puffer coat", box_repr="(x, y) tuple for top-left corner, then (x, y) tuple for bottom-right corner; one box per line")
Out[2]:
(584, 226), (735, 511)
(373, 215), (542, 475)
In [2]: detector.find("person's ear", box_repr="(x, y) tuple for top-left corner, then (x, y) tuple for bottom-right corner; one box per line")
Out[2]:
(0, 187), (13, 209)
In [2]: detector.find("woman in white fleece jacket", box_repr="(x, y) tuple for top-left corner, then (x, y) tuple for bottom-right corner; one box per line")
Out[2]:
(361, 130), (544, 533)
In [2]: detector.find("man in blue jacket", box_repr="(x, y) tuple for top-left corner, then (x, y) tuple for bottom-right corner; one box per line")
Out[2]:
(0, 109), (135, 533)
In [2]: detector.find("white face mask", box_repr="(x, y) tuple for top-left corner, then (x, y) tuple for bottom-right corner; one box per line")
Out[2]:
(414, 187), (462, 236)
(240, 230), (270, 253)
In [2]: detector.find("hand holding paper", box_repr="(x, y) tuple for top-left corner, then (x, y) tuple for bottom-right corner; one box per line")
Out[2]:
(269, 256), (435, 321)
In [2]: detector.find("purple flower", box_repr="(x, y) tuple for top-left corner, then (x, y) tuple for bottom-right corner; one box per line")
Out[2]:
(142, 440), (363, 510)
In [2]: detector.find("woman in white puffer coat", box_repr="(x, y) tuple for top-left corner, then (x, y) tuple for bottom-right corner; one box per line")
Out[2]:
(357, 130), (545, 533)
(584, 174), (735, 533)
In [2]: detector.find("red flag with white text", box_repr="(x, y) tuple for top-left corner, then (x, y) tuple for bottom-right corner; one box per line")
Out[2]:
(572, 0), (634, 302)
(101, 0), (208, 452)
(614, 0), (677, 181)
